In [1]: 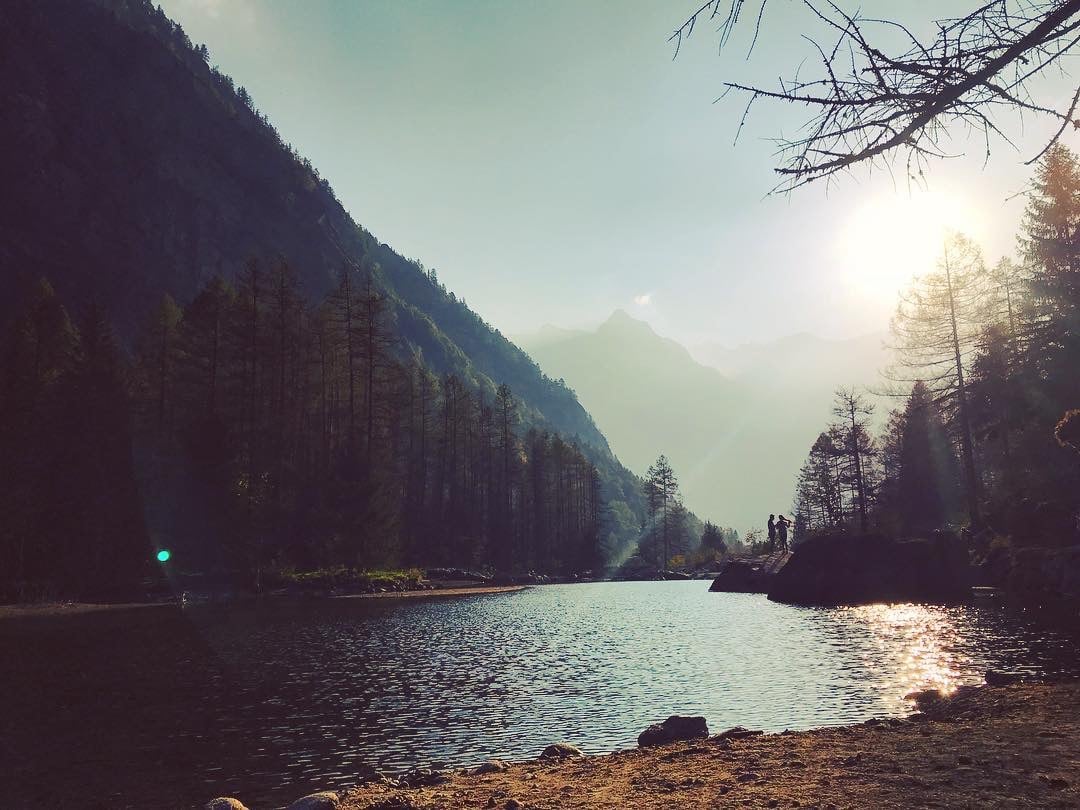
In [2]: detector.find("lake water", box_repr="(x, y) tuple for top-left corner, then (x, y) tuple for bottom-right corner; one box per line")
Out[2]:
(3, 581), (1079, 809)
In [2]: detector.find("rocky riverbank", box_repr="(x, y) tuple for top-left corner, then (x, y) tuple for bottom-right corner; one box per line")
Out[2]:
(209, 681), (1080, 810)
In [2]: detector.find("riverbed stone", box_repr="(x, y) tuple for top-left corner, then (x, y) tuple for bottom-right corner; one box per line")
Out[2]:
(286, 791), (342, 810)
(638, 715), (709, 747)
(399, 767), (450, 787)
(205, 800), (249, 810)
(474, 759), (511, 774)
(714, 725), (763, 741)
(540, 742), (584, 759)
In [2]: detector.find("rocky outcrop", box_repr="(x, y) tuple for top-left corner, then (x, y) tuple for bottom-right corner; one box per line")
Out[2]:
(767, 532), (971, 606)
(638, 715), (709, 747)
(709, 553), (791, 594)
(1005, 545), (1080, 608)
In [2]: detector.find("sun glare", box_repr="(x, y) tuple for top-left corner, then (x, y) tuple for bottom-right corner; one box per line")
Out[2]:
(836, 190), (986, 306)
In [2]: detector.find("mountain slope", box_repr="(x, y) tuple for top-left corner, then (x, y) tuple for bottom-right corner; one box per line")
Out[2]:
(0, 0), (643, 544)
(520, 313), (887, 532)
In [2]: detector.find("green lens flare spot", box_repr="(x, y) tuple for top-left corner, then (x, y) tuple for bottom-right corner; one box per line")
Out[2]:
(157, 549), (171, 563)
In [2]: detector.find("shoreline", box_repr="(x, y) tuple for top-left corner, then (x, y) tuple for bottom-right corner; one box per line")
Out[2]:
(330, 585), (527, 600)
(292, 681), (1080, 810)
(0, 585), (527, 619)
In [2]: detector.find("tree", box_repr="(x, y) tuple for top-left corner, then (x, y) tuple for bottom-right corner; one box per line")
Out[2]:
(673, 1), (1080, 189)
(794, 431), (843, 533)
(643, 455), (679, 570)
(831, 387), (876, 532)
(885, 233), (988, 525)
(701, 521), (727, 555)
(494, 383), (519, 569)
(895, 382), (963, 536)
(133, 294), (182, 434)
(1021, 143), (1080, 406)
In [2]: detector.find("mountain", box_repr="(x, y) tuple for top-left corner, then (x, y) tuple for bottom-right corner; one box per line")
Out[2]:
(691, 332), (887, 393)
(0, 0), (644, 553)
(519, 312), (888, 532)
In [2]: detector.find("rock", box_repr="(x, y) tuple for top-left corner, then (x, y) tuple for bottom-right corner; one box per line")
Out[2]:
(398, 768), (450, 787)
(767, 531), (971, 606)
(287, 792), (341, 810)
(906, 688), (946, 711)
(205, 800), (248, 810)
(368, 796), (422, 810)
(540, 742), (584, 759)
(985, 669), (1021, 686)
(504, 801), (524, 810)
(709, 553), (790, 594)
(638, 715), (709, 747)
(474, 760), (511, 774)
(736, 772), (759, 783)
(714, 725), (763, 741)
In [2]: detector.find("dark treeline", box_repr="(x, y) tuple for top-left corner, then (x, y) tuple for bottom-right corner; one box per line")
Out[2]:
(795, 145), (1080, 547)
(0, 262), (606, 602)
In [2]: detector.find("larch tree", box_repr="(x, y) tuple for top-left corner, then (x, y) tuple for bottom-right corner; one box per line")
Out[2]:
(885, 233), (989, 525)
(831, 387), (877, 532)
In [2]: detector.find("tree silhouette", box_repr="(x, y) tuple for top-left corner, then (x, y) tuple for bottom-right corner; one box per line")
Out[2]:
(673, 1), (1080, 189)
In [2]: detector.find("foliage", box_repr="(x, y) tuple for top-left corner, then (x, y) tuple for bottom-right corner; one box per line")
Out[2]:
(795, 145), (1080, 545)
(0, 0), (649, 570)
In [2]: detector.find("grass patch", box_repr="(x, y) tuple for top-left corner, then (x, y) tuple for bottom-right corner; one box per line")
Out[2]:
(267, 566), (424, 592)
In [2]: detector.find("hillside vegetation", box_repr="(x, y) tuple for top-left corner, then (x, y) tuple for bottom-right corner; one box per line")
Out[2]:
(0, 0), (650, 599)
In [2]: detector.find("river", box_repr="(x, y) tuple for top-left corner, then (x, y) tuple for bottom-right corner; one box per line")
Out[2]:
(3, 582), (1078, 809)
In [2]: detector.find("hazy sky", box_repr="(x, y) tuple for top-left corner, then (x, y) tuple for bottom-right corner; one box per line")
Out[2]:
(160, 0), (1078, 347)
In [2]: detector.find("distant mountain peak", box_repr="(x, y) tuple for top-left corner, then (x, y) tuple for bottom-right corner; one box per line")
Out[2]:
(600, 308), (655, 335)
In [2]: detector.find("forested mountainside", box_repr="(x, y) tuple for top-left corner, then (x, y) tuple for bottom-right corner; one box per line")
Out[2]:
(0, 0), (609, 455)
(0, 0), (649, 599)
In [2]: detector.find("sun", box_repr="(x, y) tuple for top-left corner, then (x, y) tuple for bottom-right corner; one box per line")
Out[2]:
(835, 189), (987, 306)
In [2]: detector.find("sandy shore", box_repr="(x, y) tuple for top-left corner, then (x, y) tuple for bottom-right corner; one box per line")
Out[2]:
(336, 682), (1080, 809)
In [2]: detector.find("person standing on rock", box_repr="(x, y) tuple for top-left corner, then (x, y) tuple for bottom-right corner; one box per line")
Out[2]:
(776, 514), (791, 551)
(767, 514), (777, 551)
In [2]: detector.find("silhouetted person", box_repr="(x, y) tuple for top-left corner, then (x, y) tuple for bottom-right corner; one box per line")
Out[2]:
(767, 514), (776, 551)
(776, 514), (791, 551)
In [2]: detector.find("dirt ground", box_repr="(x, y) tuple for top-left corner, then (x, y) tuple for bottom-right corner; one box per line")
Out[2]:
(338, 682), (1080, 809)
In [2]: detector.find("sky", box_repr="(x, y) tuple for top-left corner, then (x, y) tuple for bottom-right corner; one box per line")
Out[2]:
(159, 0), (1079, 348)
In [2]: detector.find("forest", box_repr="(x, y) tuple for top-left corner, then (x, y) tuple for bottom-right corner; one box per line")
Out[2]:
(793, 144), (1080, 549)
(0, 263), (610, 602)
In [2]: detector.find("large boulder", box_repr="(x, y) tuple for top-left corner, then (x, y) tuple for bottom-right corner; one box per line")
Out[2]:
(539, 742), (584, 759)
(767, 532), (971, 606)
(205, 800), (249, 810)
(287, 792), (342, 810)
(709, 556), (783, 593)
(637, 715), (709, 747)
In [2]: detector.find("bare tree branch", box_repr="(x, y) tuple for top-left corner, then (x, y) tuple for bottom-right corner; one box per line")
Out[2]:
(675, 0), (1080, 191)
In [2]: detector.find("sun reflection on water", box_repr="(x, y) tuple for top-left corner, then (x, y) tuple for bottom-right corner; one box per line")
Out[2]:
(847, 603), (964, 706)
